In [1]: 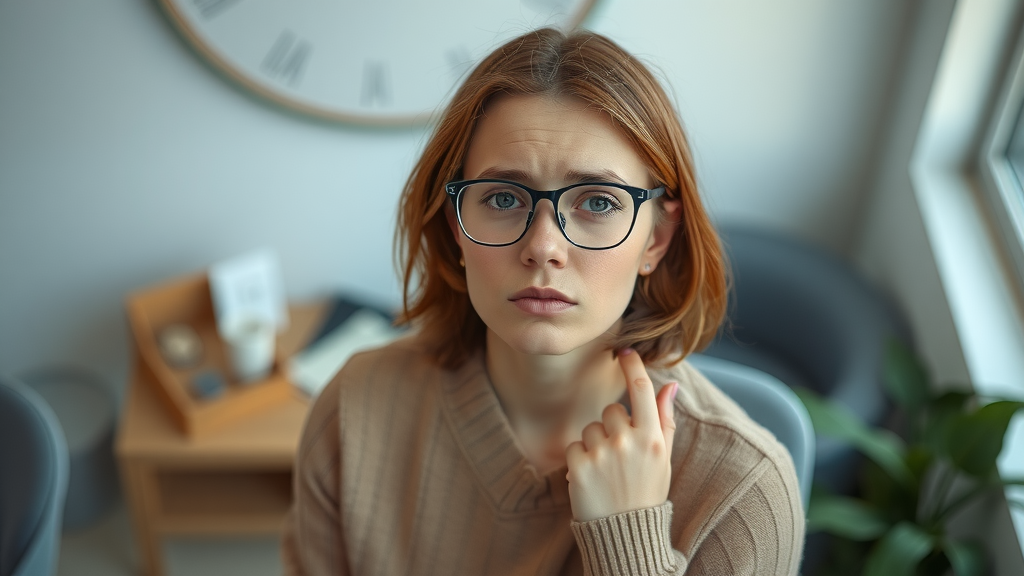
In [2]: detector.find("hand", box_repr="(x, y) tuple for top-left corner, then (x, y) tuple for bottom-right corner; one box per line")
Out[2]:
(565, 348), (679, 522)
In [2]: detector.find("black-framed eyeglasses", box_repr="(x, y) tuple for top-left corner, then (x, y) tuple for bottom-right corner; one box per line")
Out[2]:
(445, 179), (666, 250)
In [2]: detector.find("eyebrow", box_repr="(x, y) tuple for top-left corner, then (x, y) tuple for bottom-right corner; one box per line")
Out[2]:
(474, 167), (629, 186)
(565, 169), (629, 186)
(475, 167), (533, 182)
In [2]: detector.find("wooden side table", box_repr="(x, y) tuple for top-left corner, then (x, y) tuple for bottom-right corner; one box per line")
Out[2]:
(116, 303), (324, 576)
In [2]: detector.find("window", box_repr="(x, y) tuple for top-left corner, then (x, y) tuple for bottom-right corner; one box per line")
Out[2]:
(980, 26), (1024, 290)
(1008, 107), (1024, 188)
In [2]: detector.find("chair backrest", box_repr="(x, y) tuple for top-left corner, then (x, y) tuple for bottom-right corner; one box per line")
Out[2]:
(688, 354), (815, 508)
(0, 376), (69, 576)
(707, 225), (908, 495)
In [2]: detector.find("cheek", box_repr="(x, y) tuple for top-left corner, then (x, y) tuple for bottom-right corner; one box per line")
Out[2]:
(462, 247), (509, 305)
(580, 250), (644, 309)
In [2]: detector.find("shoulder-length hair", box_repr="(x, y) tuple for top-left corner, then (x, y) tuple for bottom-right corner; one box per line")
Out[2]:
(395, 27), (727, 370)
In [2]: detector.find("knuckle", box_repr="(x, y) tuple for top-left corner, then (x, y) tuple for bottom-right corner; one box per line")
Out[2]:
(565, 442), (585, 463)
(643, 432), (663, 450)
(589, 444), (608, 462)
(609, 434), (630, 451)
(602, 403), (627, 421)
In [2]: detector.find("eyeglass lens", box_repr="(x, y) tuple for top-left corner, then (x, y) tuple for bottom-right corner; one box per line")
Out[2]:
(457, 182), (636, 248)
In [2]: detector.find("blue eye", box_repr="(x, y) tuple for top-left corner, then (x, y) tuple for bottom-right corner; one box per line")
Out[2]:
(581, 196), (611, 213)
(577, 193), (623, 214)
(488, 191), (521, 210)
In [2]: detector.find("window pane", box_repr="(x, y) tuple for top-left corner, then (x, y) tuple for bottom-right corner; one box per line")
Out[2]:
(1008, 105), (1024, 192)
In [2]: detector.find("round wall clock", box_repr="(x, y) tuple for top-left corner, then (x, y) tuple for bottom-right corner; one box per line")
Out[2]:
(159, 0), (597, 126)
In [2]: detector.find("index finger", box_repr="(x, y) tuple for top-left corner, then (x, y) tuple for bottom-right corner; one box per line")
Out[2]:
(617, 348), (659, 429)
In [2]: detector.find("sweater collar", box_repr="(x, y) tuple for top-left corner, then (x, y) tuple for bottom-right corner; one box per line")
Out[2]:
(440, 353), (572, 516)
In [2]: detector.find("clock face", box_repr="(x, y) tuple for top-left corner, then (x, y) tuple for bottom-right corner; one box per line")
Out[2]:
(160, 0), (596, 126)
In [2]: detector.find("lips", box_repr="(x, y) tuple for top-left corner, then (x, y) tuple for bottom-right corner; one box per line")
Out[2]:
(509, 287), (576, 315)
(509, 287), (576, 303)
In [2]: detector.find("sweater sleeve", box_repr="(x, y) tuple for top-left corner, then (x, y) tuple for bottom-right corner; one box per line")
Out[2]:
(281, 378), (348, 576)
(569, 456), (804, 576)
(570, 501), (680, 575)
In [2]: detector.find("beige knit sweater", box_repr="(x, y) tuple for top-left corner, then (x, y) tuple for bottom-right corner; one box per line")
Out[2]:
(281, 336), (804, 575)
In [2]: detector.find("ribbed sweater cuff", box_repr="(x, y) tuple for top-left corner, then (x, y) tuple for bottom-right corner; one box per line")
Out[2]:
(570, 501), (679, 576)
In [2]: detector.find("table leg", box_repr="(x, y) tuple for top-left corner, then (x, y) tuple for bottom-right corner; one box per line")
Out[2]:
(120, 462), (166, 576)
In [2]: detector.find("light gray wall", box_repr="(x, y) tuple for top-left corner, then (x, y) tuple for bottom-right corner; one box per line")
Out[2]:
(853, 0), (971, 384)
(600, 0), (912, 248)
(0, 0), (913, 394)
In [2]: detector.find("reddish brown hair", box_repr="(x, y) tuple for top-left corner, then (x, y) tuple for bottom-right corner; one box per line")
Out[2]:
(395, 28), (727, 369)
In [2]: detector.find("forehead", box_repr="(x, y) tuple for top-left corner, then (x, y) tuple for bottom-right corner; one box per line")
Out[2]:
(462, 94), (651, 187)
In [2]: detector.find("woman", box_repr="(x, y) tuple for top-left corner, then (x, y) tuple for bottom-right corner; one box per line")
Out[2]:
(283, 28), (804, 575)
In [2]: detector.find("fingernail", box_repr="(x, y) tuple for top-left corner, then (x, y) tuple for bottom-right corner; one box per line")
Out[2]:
(671, 382), (679, 400)
(619, 348), (635, 356)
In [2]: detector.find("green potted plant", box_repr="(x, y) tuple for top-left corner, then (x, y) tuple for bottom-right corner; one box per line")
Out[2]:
(796, 340), (1024, 576)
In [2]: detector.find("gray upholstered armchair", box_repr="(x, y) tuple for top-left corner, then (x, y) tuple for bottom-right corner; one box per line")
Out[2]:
(699, 225), (909, 494)
(0, 376), (69, 576)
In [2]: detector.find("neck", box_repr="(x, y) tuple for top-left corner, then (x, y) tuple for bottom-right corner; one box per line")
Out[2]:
(485, 329), (626, 473)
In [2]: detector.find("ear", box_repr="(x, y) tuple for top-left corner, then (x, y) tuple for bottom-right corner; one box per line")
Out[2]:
(639, 200), (681, 275)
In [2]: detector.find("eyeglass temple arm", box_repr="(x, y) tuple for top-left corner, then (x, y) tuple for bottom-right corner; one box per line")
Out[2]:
(643, 186), (667, 201)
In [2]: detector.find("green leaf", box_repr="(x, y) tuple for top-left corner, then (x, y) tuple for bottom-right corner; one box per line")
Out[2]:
(883, 340), (931, 415)
(924, 391), (973, 455)
(904, 445), (934, 484)
(863, 522), (935, 576)
(796, 388), (914, 489)
(806, 492), (889, 540)
(861, 459), (918, 524)
(945, 401), (1024, 477)
(944, 539), (987, 576)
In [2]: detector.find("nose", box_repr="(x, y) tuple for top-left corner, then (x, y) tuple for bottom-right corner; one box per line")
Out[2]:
(519, 200), (568, 267)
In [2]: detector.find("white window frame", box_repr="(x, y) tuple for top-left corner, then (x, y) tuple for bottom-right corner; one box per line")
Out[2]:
(909, 0), (1024, 567)
(979, 23), (1024, 292)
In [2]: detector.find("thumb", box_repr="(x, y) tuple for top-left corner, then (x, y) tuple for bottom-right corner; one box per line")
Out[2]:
(656, 382), (678, 454)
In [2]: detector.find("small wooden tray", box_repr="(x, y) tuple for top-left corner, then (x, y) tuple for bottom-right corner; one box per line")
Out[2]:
(126, 273), (294, 437)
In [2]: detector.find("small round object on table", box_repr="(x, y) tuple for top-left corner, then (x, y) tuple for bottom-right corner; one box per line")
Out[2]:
(19, 367), (119, 531)
(191, 370), (226, 400)
(157, 323), (204, 368)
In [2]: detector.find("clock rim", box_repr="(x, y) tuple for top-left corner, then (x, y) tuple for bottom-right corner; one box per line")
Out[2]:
(157, 0), (598, 127)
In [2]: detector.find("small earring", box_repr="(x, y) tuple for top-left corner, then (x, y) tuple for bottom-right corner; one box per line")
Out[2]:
(459, 255), (465, 267)
(644, 263), (652, 272)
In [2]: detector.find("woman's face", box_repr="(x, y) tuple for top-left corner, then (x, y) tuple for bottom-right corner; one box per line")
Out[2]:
(453, 93), (678, 357)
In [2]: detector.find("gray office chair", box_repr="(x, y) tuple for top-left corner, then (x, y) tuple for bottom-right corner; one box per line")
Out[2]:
(0, 376), (70, 576)
(702, 225), (909, 494)
(689, 354), (815, 508)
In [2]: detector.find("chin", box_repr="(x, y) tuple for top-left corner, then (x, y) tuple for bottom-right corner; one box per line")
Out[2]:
(511, 339), (578, 357)
(492, 322), (610, 358)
